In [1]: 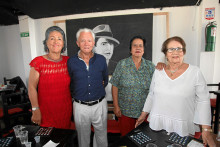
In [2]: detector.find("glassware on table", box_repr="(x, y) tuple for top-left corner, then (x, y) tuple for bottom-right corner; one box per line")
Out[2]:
(24, 142), (32, 147)
(217, 128), (220, 141)
(19, 130), (28, 144)
(34, 136), (40, 143)
(13, 125), (25, 138)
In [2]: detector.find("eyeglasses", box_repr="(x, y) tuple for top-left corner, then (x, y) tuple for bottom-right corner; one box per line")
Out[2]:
(167, 47), (183, 53)
(132, 44), (144, 48)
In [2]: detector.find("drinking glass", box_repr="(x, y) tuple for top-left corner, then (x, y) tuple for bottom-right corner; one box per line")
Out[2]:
(24, 142), (32, 147)
(13, 125), (25, 138)
(217, 128), (220, 141)
(19, 130), (28, 144)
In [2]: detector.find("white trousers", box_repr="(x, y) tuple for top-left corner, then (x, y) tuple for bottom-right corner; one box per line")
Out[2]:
(73, 98), (108, 147)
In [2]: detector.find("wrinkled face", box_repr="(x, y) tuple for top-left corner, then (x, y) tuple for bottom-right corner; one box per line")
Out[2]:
(46, 31), (64, 53)
(130, 38), (144, 58)
(94, 38), (114, 60)
(76, 32), (95, 54)
(166, 40), (184, 64)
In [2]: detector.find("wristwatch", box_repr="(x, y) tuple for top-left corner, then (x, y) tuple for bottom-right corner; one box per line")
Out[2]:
(32, 107), (39, 111)
(202, 128), (212, 132)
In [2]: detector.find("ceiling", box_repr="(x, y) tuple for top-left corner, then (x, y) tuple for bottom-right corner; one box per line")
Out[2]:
(0, 0), (202, 26)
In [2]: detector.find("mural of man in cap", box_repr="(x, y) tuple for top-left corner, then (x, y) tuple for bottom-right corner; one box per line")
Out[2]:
(93, 24), (120, 75)
(93, 24), (120, 101)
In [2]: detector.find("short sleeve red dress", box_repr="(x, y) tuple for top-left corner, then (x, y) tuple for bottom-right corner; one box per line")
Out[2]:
(29, 56), (72, 129)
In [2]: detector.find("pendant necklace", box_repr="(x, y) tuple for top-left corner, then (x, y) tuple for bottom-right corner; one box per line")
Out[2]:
(47, 54), (62, 62)
(168, 64), (183, 76)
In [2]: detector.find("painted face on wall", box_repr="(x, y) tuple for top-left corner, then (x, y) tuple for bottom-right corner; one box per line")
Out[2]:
(94, 38), (114, 60)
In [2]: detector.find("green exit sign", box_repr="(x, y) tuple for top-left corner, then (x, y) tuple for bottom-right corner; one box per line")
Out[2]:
(20, 32), (29, 37)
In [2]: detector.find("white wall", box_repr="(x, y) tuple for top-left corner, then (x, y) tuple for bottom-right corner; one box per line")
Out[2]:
(0, 25), (26, 84)
(30, 6), (201, 65)
(213, 2), (220, 83)
(0, 26), (8, 84)
(199, 0), (220, 84)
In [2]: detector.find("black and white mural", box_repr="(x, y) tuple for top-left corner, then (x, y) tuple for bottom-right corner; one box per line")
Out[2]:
(66, 13), (153, 101)
(66, 13), (153, 74)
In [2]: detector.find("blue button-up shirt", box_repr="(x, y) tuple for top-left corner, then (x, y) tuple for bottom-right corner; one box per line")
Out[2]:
(67, 53), (108, 102)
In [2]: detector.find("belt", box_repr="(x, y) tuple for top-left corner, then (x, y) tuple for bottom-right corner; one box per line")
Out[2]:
(74, 96), (105, 106)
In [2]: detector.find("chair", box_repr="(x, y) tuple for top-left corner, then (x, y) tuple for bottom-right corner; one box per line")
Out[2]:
(4, 76), (27, 92)
(0, 90), (31, 137)
(207, 83), (220, 130)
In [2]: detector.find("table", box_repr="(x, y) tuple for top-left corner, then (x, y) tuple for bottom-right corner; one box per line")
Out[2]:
(213, 90), (220, 134)
(11, 125), (77, 147)
(0, 84), (16, 93)
(110, 122), (203, 147)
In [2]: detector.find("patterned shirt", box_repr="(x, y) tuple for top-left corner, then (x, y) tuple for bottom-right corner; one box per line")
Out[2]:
(110, 56), (155, 118)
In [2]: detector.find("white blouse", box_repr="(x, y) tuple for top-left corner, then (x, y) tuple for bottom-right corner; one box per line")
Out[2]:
(143, 65), (211, 137)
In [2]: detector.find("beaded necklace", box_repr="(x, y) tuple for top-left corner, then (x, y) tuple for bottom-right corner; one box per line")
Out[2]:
(47, 54), (62, 62)
(168, 63), (183, 76)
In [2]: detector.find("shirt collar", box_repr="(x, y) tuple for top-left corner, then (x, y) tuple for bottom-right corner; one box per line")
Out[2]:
(128, 56), (147, 69)
(77, 50), (94, 60)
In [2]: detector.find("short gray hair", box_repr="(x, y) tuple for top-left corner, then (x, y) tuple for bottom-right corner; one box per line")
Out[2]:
(43, 26), (66, 53)
(76, 28), (95, 41)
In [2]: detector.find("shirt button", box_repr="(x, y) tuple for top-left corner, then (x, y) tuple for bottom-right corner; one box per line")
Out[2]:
(89, 93), (91, 95)
(88, 84), (90, 86)
(88, 76), (90, 78)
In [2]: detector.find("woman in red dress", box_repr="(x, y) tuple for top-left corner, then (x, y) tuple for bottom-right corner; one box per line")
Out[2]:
(28, 26), (72, 129)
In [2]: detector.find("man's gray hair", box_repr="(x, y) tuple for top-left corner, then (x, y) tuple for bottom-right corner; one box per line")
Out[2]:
(76, 28), (95, 41)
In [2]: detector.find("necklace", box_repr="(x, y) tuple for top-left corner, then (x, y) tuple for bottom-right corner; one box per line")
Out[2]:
(47, 54), (62, 62)
(168, 64), (183, 76)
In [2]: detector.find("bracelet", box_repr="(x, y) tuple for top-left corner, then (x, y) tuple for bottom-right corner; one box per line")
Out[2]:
(32, 107), (40, 111)
(202, 128), (212, 132)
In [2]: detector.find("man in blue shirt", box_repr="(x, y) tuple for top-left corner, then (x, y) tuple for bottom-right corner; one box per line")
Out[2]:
(67, 28), (108, 147)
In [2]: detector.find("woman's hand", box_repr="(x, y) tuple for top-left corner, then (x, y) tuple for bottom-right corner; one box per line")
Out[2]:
(135, 112), (148, 128)
(202, 131), (216, 147)
(31, 109), (42, 125)
(114, 105), (121, 117)
(156, 62), (166, 70)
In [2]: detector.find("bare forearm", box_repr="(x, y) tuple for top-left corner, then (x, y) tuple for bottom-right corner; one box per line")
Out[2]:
(112, 86), (119, 107)
(28, 67), (40, 108)
(201, 125), (211, 129)
(28, 86), (39, 107)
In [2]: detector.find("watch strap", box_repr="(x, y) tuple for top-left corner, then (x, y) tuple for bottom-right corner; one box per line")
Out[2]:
(32, 107), (40, 111)
(202, 128), (212, 132)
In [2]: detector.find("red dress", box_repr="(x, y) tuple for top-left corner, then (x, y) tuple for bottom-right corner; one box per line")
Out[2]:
(29, 56), (72, 129)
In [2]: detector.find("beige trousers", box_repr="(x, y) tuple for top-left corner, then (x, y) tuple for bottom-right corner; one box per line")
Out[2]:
(73, 98), (108, 147)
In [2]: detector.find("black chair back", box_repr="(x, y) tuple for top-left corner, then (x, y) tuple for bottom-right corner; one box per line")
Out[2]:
(0, 91), (31, 137)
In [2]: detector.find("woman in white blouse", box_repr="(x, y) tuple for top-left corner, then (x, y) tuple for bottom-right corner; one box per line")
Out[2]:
(135, 36), (215, 147)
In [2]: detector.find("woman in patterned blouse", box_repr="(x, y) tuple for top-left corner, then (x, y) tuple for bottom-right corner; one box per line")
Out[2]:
(110, 35), (155, 136)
